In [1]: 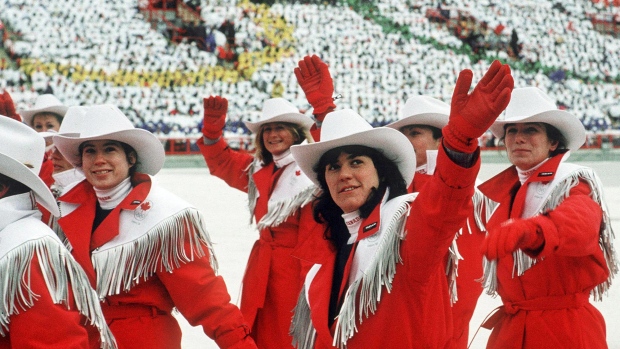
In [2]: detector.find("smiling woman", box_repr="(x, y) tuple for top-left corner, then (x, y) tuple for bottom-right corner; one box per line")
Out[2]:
(52, 104), (257, 349)
(197, 95), (321, 349)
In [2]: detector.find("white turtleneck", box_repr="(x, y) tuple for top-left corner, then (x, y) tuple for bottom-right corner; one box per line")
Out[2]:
(342, 210), (362, 245)
(272, 149), (295, 169)
(93, 177), (132, 210)
(516, 158), (550, 185)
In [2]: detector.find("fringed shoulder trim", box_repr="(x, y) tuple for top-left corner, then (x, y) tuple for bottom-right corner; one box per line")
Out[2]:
(332, 198), (412, 348)
(290, 287), (317, 349)
(256, 185), (319, 230)
(93, 208), (217, 298)
(246, 161), (259, 224)
(482, 166), (618, 299)
(0, 234), (116, 348)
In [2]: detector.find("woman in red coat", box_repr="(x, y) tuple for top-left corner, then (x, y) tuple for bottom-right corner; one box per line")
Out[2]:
(289, 61), (513, 349)
(197, 95), (322, 348)
(386, 95), (488, 349)
(0, 116), (114, 349)
(53, 104), (256, 349)
(479, 87), (618, 348)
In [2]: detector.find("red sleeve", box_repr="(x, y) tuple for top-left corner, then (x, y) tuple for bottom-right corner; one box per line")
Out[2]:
(197, 137), (254, 193)
(157, 243), (256, 349)
(8, 255), (91, 349)
(406, 146), (480, 283)
(528, 180), (603, 259)
(39, 158), (54, 188)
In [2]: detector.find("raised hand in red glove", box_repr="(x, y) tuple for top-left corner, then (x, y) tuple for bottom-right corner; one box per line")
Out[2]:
(0, 91), (22, 122)
(202, 96), (228, 140)
(481, 217), (545, 260)
(294, 54), (335, 121)
(443, 60), (514, 153)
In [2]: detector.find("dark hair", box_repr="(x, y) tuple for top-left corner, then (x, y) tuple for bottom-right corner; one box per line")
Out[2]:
(0, 173), (32, 197)
(253, 122), (311, 165)
(77, 140), (138, 176)
(313, 145), (408, 249)
(500, 122), (568, 157)
(400, 124), (443, 140)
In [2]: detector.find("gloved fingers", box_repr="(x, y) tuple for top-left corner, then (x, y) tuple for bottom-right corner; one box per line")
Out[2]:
(492, 85), (513, 114)
(297, 57), (311, 78)
(482, 230), (500, 260)
(482, 65), (512, 98)
(303, 55), (318, 76)
(477, 60), (503, 89)
(310, 55), (327, 72)
(451, 69), (473, 105)
(203, 96), (214, 111)
(215, 96), (228, 111)
(294, 67), (303, 83)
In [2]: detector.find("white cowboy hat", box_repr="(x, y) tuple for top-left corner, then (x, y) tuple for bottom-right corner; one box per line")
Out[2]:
(386, 95), (450, 131)
(244, 98), (314, 134)
(20, 94), (69, 127)
(39, 106), (89, 141)
(290, 109), (416, 187)
(0, 116), (59, 216)
(53, 104), (165, 175)
(489, 87), (586, 151)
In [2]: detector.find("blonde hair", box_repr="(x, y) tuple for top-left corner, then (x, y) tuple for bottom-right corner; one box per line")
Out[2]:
(254, 122), (313, 164)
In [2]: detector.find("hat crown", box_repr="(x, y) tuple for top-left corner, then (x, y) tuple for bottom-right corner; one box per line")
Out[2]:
(321, 109), (373, 141)
(504, 87), (558, 121)
(32, 94), (65, 110)
(81, 104), (135, 137)
(260, 98), (300, 122)
(58, 106), (89, 134)
(0, 117), (44, 176)
(400, 96), (450, 120)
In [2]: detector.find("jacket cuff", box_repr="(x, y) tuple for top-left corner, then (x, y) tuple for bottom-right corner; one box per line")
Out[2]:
(215, 325), (254, 349)
(197, 137), (229, 159)
(525, 215), (558, 259)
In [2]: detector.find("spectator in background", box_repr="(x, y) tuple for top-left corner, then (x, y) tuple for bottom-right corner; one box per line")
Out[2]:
(0, 116), (115, 349)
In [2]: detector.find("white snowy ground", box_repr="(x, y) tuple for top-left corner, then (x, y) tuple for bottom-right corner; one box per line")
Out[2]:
(153, 160), (620, 349)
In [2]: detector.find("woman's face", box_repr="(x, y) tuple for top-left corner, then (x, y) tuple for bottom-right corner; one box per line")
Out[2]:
(81, 140), (135, 190)
(32, 113), (61, 146)
(400, 125), (440, 166)
(32, 113), (61, 132)
(325, 152), (379, 213)
(505, 123), (558, 170)
(262, 122), (297, 157)
(50, 146), (74, 174)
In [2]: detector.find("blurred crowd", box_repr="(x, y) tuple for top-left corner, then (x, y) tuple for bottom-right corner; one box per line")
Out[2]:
(0, 0), (619, 140)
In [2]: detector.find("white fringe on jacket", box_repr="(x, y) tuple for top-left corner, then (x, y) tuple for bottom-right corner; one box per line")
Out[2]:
(0, 235), (116, 348)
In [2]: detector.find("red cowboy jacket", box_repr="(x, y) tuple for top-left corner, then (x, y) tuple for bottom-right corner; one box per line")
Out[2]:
(198, 137), (320, 349)
(57, 174), (255, 349)
(478, 154), (609, 348)
(292, 145), (480, 349)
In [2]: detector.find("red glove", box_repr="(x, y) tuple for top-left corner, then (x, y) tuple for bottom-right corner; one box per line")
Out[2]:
(481, 217), (545, 260)
(0, 91), (22, 122)
(294, 55), (335, 120)
(443, 60), (514, 153)
(202, 96), (228, 140)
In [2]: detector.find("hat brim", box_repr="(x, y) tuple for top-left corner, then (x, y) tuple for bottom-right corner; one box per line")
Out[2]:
(244, 112), (315, 134)
(53, 129), (165, 175)
(385, 113), (449, 131)
(21, 106), (69, 126)
(291, 127), (416, 187)
(490, 110), (586, 151)
(0, 153), (59, 216)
